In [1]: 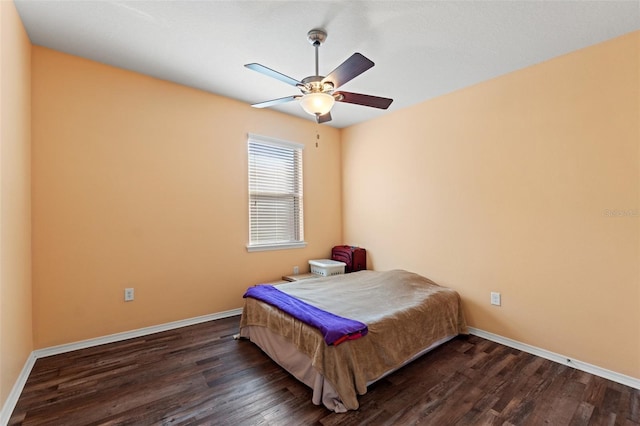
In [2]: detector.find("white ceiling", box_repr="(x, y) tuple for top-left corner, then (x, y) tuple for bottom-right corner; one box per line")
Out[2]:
(14, 0), (640, 128)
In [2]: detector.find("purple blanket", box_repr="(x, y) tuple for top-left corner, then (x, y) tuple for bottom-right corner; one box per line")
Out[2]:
(243, 285), (368, 346)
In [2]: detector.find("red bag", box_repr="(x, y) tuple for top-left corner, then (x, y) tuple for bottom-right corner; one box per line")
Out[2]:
(331, 246), (366, 273)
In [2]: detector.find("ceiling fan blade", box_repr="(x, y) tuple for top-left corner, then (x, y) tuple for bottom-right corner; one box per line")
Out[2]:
(316, 111), (332, 124)
(245, 63), (301, 87)
(322, 53), (374, 89)
(335, 91), (393, 109)
(251, 95), (299, 109)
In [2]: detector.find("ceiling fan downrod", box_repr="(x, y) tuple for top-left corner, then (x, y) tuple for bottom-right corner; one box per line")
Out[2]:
(307, 29), (327, 78)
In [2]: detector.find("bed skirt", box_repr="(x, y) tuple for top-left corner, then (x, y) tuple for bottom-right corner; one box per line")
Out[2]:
(240, 324), (456, 412)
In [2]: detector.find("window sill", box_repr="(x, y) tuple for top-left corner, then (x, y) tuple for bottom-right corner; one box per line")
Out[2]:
(246, 241), (308, 252)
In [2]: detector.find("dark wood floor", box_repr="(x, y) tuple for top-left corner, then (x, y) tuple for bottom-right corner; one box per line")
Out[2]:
(9, 316), (640, 425)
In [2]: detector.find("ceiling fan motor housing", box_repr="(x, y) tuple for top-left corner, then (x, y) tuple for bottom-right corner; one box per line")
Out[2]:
(300, 76), (333, 94)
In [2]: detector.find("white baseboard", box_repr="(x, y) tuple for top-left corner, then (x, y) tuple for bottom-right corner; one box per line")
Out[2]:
(34, 308), (243, 358)
(468, 327), (640, 390)
(0, 352), (37, 426)
(0, 308), (243, 425)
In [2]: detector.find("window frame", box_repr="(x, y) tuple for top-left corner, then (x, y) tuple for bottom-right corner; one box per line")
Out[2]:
(246, 133), (306, 252)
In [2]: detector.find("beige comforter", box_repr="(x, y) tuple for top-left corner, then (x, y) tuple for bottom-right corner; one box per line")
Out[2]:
(239, 269), (467, 410)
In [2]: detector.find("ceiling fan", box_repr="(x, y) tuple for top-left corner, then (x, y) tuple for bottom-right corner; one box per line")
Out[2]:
(245, 28), (393, 124)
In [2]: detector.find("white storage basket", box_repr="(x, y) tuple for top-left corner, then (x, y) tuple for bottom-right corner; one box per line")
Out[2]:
(308, 259), (346, 277)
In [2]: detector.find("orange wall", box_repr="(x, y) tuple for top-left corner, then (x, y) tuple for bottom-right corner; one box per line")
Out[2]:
(31, 47), (342, 348)
(0, 0), (32, 407)
(342, 32), (639, 379)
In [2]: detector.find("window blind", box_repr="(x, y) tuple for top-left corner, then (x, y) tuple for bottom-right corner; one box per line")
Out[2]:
(247, 134), (305, 250)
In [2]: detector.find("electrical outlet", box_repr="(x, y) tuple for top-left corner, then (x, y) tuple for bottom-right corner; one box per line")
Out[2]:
(124, 288), (134, 302)
(293, 266), (299, 275)
(491, 292), (501, 306)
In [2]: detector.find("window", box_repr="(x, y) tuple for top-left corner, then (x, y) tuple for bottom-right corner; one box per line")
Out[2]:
(247, 134), (305, 251)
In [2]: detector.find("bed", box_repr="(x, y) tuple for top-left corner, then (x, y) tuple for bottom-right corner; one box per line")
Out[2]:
(239, 269), (467, 412)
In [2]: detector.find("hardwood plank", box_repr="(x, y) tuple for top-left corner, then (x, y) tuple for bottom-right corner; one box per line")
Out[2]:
(569, 401), (595, 426)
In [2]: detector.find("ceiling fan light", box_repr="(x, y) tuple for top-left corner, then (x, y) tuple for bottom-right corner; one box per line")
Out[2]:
(300, 92), (335, 116)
